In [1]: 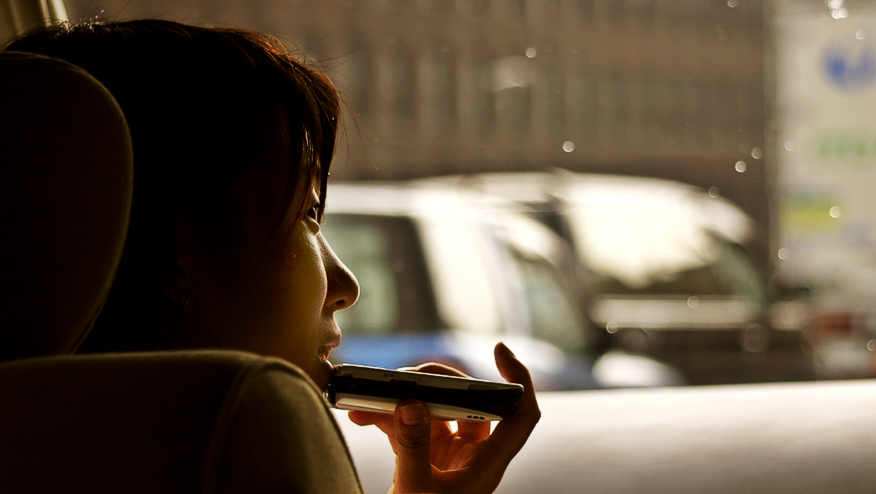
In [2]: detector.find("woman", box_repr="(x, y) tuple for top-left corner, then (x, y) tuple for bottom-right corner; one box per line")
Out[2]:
(6, 19), (539, 494)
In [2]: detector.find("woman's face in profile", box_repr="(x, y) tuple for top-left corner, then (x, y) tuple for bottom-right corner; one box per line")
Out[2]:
(177, 124), (359, 390)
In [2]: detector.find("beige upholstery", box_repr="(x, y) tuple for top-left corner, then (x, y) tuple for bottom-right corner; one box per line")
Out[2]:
(0, 52), (363, 493)
(0, 351), (362, 493)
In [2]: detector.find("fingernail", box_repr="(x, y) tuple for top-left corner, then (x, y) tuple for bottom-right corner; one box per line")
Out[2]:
(500, 342), (516, 358)
(401, 404), (424, 425)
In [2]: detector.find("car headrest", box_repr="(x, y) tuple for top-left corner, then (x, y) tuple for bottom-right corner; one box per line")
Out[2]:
(0, 51), (133, 362)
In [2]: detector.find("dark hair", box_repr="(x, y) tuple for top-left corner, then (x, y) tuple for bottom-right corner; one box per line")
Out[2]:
(6, 19), (341, 351)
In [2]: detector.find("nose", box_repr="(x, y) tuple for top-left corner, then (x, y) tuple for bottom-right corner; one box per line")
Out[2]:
(320, 234), (359, 312)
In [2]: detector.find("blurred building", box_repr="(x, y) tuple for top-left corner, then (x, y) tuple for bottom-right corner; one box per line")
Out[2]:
(290, 1), (767, 236)
(66, 0), (770, 245)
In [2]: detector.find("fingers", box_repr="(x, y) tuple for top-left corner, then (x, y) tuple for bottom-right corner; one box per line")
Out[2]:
(348, 410), (399, 453)
(349, 410), (395, 432)
(494, 342), (539, 417)
(456, 419), (490, 440)
(349, 408), (452, 436)
(488, 342), (541, 465)
(430, 417), (454, 442)
(354, 353), (533, 493)
(347, 410), (382, 426)
(401, 363), (474, 441)
(392, 400), (436, 494)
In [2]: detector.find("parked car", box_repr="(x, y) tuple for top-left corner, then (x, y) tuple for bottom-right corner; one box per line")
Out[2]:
(322, 182), (685, 390)
(423, 171), (816, 385)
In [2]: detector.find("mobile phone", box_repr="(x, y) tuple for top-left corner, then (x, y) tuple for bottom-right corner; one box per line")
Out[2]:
(326, 364), (524, 421)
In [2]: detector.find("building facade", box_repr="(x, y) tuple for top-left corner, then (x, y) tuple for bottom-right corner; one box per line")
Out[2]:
(68, 0), (770, 239)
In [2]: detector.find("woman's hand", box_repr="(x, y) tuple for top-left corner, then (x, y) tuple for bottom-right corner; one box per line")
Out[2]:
(347, 342), (540, 494)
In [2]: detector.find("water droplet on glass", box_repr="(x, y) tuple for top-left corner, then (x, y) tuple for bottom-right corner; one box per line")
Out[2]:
(687, 296), (699, 308)
(784, 140), (795, 151)
(606, 321), (619, 334)
(751, 147), (763, 159)
(525, 47), (537, 58)
(868, 339), (876, 352)
(777, 247), (789, 260)
(735, 161), (747, 173)
(562, 141), (575, 152)
(830, 206), (841, 218)
(727, 0), (738, 7)
(857, 29), (865, 39)
(708, 187), (720, 198)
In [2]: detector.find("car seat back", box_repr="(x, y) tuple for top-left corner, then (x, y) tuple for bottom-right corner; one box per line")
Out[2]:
(0, 51), (361, 494)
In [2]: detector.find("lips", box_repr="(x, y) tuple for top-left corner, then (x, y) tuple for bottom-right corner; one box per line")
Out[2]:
(313, 336), (340, 390)
(313, 355), (335, 390)
(319, 337), (339, 361)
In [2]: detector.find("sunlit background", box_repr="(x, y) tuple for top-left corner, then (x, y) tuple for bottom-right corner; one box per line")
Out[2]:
(36, 0), (876, 386)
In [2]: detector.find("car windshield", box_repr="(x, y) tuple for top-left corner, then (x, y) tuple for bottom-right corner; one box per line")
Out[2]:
(593, 237), (768, 306)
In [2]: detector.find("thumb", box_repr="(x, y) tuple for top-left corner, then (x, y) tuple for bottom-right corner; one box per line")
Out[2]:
(392, 400), (434, 493)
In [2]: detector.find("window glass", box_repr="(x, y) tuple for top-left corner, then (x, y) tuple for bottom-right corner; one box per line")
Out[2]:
(418, 216), (504, 334)
(595, 238), (766, 309)
(710, 242), (768, 309)
(509, 250), (589, 355)
(321, 214), (441, 335)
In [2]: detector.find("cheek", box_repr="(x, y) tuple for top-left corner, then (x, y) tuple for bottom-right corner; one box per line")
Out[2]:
(255, 231), (330, 374)
(205, 228), (329, 364)
(284, 230), (328, 308)
(271, 229), (329, 337)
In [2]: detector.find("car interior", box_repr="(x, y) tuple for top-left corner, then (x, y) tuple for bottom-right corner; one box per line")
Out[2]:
(3, 1), (876, 494)
(0, 50), (361, 493)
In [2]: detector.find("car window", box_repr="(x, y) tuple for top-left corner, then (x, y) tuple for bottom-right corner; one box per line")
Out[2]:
(711, 242), (769, 308)
(417, 216), (505, 335)
(508, 249), (589, 355)
(594, 237), (767, 309)
(321, 213), (442, 335)
(564, 192), (721, 291)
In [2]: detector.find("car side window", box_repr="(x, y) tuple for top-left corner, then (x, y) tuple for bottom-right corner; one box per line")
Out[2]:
(507, 249), (589, 355)
(321, 214), (442, 335)
(593, 237), (767, 310)
(710, 241), (769, 310)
